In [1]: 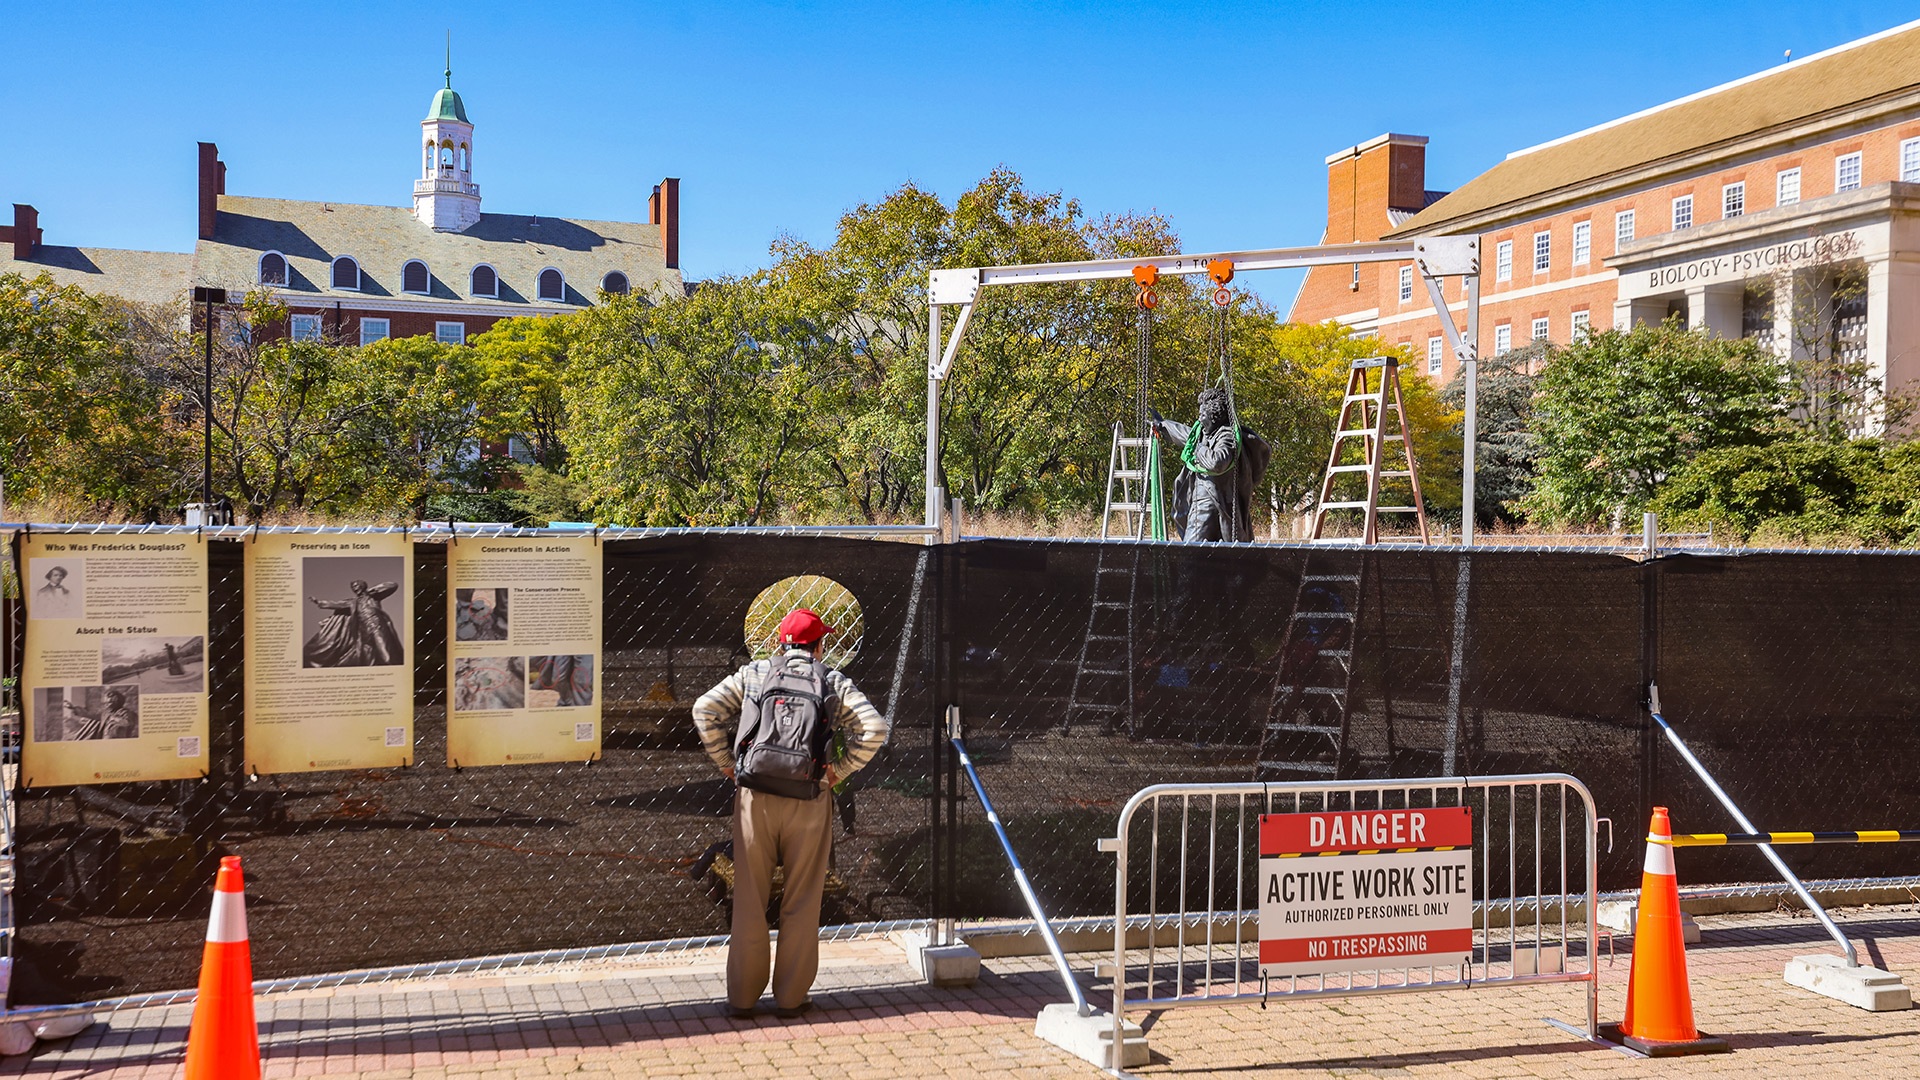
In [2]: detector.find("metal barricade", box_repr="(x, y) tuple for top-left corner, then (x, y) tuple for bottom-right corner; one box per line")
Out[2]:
(1103, 774), (1601, 1054)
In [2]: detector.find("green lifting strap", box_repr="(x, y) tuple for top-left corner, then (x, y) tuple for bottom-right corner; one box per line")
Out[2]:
(1178, 405), (1243, 478)
(1146, 431), (1167, 541)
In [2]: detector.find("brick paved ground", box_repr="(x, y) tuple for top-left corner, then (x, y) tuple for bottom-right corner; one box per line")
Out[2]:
(6, 905), (1919, 1078)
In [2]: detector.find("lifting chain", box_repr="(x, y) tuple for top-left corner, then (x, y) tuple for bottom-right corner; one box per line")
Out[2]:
(1206, 260), (1242, 542)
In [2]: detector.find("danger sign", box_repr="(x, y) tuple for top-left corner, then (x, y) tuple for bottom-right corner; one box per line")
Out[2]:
(1258, 807), (1474, 976)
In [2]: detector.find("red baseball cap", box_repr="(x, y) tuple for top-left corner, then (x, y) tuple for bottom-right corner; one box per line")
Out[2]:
(777, 608), (835, 644)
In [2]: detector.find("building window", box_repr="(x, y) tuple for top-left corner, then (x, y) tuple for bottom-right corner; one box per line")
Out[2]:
(1615, 209), (1635, 248)
(1572, 221), (1591, 266)
(259, 252), (289, 287)
(1427, 336), (1443, 374)
(1903, 137), (1920, 182)
(359, 318), (390, 345)
(1398, 266), (1412, 303)
(471, 264), (498, 298)
(435, 321), (466, 345)
(403, 260), (430, 295)
(1494, 324), (1512, 355)
(331, 256), (361, 290)
(1531, 317), (1550, 342)
(1571, 310), (1591, 340)
(1723, 182), (1744, 218)
(1672, 195), (1693, 230)
(290, 314), (320, 342)
(602, 271), (631, 296)
(1495, 240), (1512, 282)
(1777, 168), (1801, 205)
(1836, 152), (1862, 192)
(1742, 280), (1776, 352)
(1533, 231), (1551, 273)
(537, 268), (565, 302)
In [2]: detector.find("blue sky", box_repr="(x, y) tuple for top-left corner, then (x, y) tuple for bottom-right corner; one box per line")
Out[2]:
(5, 2), (1915, 307)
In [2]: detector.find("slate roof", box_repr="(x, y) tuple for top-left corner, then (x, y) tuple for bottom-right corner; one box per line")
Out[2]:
(1387, 20), (1920, 237)
(195, 195), (678, 310)
(0, 244), (193, 308)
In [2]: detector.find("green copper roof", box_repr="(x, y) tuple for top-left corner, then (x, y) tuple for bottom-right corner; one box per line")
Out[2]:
(427, 86), (468, 123)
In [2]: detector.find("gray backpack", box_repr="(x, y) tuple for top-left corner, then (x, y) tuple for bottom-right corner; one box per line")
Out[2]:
(734, 660), (833, 800)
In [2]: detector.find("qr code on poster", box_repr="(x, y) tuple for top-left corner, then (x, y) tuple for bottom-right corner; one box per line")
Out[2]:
(385, 726), (406, 747)
(574, 722), (595, 742)
(176, 736), (201, 758)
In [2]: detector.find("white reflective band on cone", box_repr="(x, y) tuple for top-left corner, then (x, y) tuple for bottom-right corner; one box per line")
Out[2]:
(1643, 833), (1676, 877)
(206, 890), (248, 944)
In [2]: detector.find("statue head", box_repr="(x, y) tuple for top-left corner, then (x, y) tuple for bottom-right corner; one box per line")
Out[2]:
(1197, 387), (1230, 432)
(349, 579), (369, 595)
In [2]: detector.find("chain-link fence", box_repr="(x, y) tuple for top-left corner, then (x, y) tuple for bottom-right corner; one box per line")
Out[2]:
(5, 530), (1920, 1009)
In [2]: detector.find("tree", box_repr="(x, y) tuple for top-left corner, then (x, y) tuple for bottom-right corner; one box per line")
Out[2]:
(1649, 437), (1882, 543)
(471, 315), (576, 472)
(564, 280), (841, 526)
(1440, 343), (1543, 528)
(1522, 322), (1793, 526)
(0, 273), (184, 516)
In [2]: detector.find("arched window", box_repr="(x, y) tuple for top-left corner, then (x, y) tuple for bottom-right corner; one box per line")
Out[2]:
(259, 252), (289, 287)
(402, 260), (430, 294)
(458, 143), (469, 172)
(424, 141), (435, 176)
(331, 256), (360, 291)
(601, 271), (630, 296)
(439, 140), (454, 170)
(471, 264), (498, 298)
(538, 268), (565, 302)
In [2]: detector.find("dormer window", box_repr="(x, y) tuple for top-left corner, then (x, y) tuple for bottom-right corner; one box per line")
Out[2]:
(331, 256), (361, 291)
(471, 265), (498, 298)
(259, 252), (289, 287)
(601, 271), (630, 296)
(538, 268), (565, 302)
(403, 260), (430, 295)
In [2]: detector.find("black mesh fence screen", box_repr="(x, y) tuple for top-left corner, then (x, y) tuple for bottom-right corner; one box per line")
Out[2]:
(6, 534), (1920, 1006)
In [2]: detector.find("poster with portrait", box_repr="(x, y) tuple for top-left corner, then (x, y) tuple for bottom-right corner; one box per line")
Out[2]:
(445, 535), (602, 767)
(244, 532), (413, 774)
(20, 533), (210, 786)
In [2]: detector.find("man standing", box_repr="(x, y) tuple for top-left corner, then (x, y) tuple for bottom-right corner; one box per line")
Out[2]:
(692, 608), (890, 1019)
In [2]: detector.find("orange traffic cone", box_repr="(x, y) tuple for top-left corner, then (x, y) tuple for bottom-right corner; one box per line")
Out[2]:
(1600, 808), (1728, 1056)
(182, 856), (261, 1080)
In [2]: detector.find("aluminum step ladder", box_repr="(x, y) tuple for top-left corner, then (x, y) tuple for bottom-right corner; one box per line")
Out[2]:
(1099, 421), (1157, 540)
(1255, 552), (1365, 779)
(1063, 543), (1139, 736)
(1311, 357), (1431, 544)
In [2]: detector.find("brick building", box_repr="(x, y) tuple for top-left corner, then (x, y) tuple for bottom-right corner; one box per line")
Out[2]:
(1292, 20), (1920, 428)
(2, 67), (684, 344)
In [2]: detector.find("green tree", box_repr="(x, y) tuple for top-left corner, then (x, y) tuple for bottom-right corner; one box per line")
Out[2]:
(1440, 343), (1543, 527)
(0, 273), (184, 516)
(1523, 322), (1792, 526)
(564, 279), (842, 526)
(1650, 437), (1882, 543)
(471, 315), (576, 471)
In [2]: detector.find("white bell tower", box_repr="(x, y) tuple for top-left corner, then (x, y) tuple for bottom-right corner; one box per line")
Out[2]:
(413, 48), (481, 232)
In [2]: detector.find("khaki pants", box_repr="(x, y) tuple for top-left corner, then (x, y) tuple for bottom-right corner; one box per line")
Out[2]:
(728, 786), (832, 1011)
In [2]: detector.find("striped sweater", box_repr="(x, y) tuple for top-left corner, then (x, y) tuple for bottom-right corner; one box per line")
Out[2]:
(691, 648), (891, 779)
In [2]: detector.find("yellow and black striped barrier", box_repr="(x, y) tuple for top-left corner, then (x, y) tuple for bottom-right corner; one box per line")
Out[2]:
(1657, 830), (1920, 848)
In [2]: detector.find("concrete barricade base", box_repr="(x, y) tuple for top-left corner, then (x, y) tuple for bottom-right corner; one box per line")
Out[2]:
(1596, 899), (1701, 943)
(1784, 953), (1913, 1011)
(1034, 1003), (1148, 1069)
(896, 930), (981, 988)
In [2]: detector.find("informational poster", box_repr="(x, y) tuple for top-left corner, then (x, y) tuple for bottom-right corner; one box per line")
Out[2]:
(20, 533), (210, 786)
(1258, 807), (1474, 976)
(245, 532), (413, 774)
(445, 536), (602, 767)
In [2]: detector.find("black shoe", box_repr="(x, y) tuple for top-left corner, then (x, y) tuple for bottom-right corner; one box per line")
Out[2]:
(726, 1003), (759, 1019)
(773, 1000), (814, 1019)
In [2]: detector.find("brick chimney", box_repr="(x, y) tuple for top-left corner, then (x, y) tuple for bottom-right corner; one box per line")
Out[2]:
(198, 142), (225, 240)
(651, 177), (680, 271)
(1288, 134), (1432, 324)
(3, 204), (42, 259)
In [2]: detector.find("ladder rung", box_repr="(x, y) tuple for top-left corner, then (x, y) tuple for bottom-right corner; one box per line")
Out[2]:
(1114, 470), (1145, 480)
(1291, 611), (1355, 620)
(1318, 649), (1352, 660)
(1302, 686), (1346, 696)
(1381, 471), (1413, 478)
(1261, 760), (1339, 775)
(1110, 502), (1145, 512)
(1317, 501), (1371, 510)
(1116, 437), (1152, 448)
(1302, 574), (1360, 582)
(1327, 465), (1373, 474)
(1376, 506), (1419, 513)
(1069, 703), (1123, 712)
(1079, 667), (1127, 676)
(1086, 634), (1128, 643)
(1092, 601), (1130, 609)
(1266, 722), (1341, 734)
